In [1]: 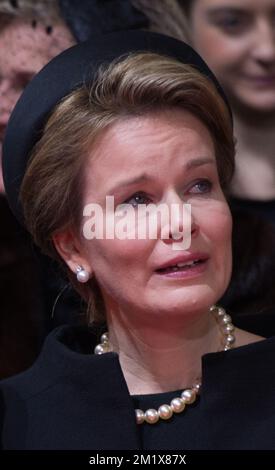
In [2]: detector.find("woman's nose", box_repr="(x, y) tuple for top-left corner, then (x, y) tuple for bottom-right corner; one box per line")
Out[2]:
(161, 192), (199, 249)
(251, 19), (275, 65)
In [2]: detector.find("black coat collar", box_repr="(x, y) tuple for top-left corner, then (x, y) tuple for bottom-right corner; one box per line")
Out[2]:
(4, 325), (275, 449)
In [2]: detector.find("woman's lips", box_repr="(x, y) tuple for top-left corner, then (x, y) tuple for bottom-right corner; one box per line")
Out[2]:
(243, 75), (275, 87)
(154, 258), (208, 279)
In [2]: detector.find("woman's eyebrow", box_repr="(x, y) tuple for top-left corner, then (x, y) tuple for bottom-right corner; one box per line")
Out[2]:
(185, 157), (215, 170)
(205, 7), (247, 18)
(107, 157), (215, 193)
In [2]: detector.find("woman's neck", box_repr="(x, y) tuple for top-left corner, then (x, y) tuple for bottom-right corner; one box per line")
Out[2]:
(106, 308), (220, 395)
(230, 110), (275, 201)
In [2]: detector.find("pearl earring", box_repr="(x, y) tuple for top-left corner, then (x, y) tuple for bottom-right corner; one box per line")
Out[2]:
(76, 265), (90, 283)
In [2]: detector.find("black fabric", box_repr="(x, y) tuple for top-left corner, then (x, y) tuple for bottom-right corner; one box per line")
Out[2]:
(0, 195), (46, 378)
(233, 312), (275, 337)
(58, 0), (149, 42)
(1, 325), (275, 450)
(2, 29), (232, 226)
(230, 196), (275, 227)
(219, 208), (275, 318)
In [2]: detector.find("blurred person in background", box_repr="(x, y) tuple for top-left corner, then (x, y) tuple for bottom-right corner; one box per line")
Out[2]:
(0, 0), (75, 192)
(177, 0), (275, 328)
(0, 0), (75, 378)
(178, 0), (275, 225)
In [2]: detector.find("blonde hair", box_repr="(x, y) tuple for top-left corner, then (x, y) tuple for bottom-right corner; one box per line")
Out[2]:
(20, 51), (235, 324)
(132, 0), (190, 42)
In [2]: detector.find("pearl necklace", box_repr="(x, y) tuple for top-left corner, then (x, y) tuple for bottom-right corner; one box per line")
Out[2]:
(94, 305), (235, 425)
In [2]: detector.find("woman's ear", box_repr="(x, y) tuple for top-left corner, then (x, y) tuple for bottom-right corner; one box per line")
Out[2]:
(52, 228), (92, 276)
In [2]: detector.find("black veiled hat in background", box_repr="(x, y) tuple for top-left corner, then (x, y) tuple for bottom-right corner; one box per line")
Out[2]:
(2, 29), (232, 225)
(58, 0), (149, 42)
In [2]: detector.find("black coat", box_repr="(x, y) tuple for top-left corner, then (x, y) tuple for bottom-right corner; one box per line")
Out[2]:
(1, 325), (275, 450)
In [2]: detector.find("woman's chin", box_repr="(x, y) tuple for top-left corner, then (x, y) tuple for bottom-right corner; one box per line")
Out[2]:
(147, 288), (218, 317)
(233, 90), (275, 116)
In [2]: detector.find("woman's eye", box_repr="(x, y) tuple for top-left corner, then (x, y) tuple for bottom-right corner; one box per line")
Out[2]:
(214, 15), (249, 35)
(124, 192), (152, 207)
(188, 179), (213, 194)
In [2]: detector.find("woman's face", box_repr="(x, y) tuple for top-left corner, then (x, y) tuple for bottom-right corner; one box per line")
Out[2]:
(188, 0), (275, 112)
(70, 109), (232, 324)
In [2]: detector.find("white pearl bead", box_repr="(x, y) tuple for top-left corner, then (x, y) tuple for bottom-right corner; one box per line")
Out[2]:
(181, 389), (196, 404)
(76, 269), (89, 283)
(100, 333), (109, 343)
(171, 398), (185, 413)
(145, 409), (159, 424)
(221, 314), (232, 324)
(223, 323), (234, 333)
(226, 334), (235, 344)
(94, 344), (107, 355)
(193, 379), (202, 393)
(158, 404), (173, 420)
(217, 306), (226, 317)
(135, 409), (145, 424)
